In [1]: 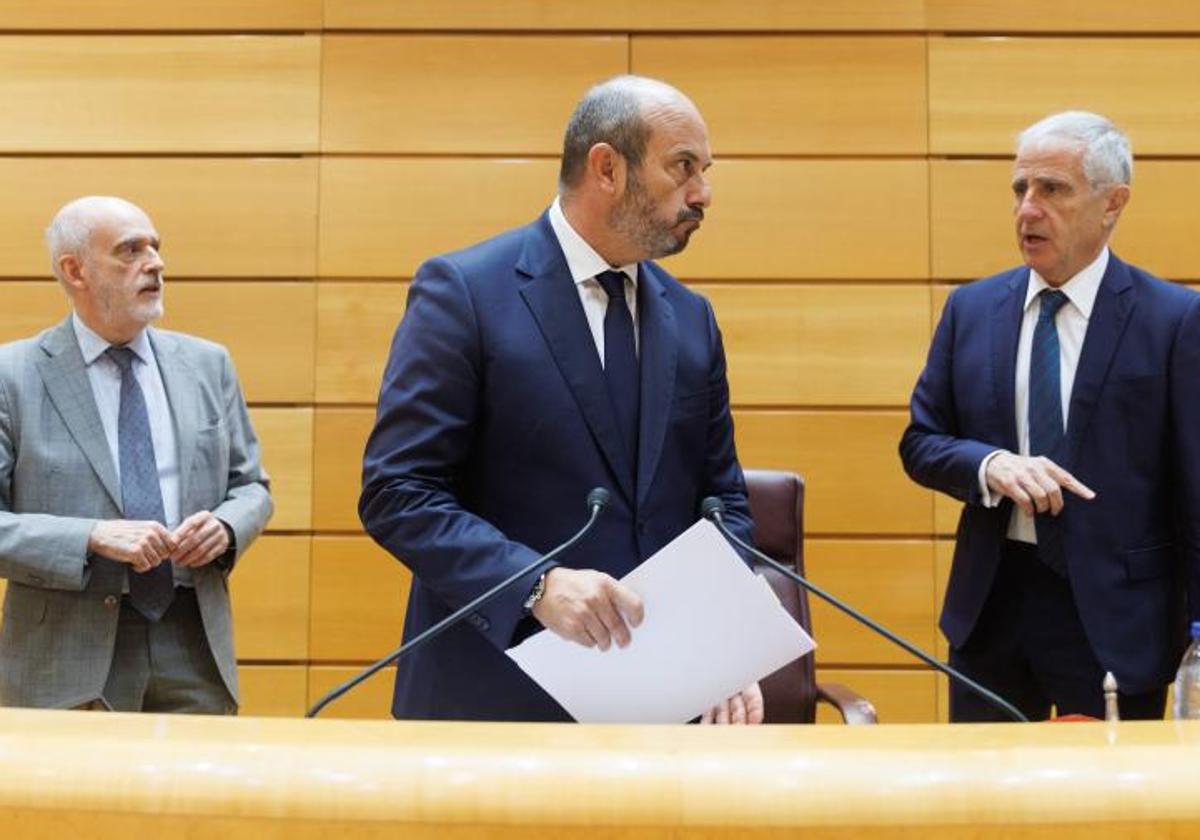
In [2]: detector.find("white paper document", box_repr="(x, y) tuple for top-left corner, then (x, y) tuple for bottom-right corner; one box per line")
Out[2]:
(506, 519), (815, 723)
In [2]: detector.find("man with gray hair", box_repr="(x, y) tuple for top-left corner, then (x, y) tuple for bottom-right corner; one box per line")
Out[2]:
(361, 76), (761, 722)
(901, 111), (1200, 720)
(0, 196), (272, 712)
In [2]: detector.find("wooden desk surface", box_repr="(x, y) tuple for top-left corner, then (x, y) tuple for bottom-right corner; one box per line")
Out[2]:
(1, 708), (1197, 838)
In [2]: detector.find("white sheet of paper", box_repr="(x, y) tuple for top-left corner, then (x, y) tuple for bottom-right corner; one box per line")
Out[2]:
(505, 519), (815, 723)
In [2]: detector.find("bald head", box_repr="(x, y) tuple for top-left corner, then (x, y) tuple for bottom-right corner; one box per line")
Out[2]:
(558, 75), (700, 191)
(46, 196), (151, 285)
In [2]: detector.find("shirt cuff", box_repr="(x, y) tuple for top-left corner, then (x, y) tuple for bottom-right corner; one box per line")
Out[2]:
(977, 450), (1008, 508)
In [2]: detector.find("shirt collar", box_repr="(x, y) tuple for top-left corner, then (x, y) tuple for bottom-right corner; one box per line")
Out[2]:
(72, 312), (153, 367)
(1023, 246), (1109, 320)
(548, 196), (639, 288)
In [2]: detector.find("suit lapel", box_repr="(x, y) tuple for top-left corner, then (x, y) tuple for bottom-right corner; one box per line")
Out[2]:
(517, 215), (636, 503)
(35, 318), (122, 510)
(635, 264), (677, 508)
(1064, 254), (1134, 469)
(991, 269), (1028, 453)
(150, 329), (200, 512)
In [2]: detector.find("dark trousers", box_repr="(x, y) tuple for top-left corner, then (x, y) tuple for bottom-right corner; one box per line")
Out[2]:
(948, 540), (1166, 722)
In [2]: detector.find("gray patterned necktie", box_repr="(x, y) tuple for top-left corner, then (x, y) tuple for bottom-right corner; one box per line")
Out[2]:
(106, 346), (174, 620)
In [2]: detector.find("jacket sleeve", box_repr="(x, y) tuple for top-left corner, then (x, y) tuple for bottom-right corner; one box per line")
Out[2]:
(899, 288), (998, 506)
(358, 257), (544, 651)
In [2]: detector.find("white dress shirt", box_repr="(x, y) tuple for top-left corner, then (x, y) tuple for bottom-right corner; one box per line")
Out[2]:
(73, 313), (189, 586)
(547, 196), (640, 363)
(977, 247), (1109, 543)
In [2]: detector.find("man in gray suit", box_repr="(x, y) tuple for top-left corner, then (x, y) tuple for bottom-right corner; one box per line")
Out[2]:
(0, 196), (272, 713)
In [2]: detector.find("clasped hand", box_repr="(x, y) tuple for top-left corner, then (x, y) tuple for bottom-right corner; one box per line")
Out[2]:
(88, 511), (229, 573)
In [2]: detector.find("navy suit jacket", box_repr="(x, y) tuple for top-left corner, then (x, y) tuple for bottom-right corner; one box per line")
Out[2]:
(900, 253), (1200, 693)
(360, 212), (754, 721)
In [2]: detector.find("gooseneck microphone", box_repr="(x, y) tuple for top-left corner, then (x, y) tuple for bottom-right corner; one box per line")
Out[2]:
(701, 496), (1029, 723)
(307, 487), (611, 718)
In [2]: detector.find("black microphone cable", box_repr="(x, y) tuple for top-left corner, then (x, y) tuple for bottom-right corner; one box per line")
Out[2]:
(307, 487), (611, 718)
(701, 496), (1029, 723)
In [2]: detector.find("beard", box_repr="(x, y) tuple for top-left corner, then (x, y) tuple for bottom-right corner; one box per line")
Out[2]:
(608, 169), (703, 260)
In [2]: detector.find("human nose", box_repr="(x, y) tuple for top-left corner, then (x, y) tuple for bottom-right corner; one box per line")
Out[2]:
(690, 173), (712, 209)
(1015, 191), (1043, 222)
(143, 247), (164, 273)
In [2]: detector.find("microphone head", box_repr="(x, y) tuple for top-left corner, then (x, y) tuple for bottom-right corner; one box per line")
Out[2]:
(700, 496), (725, 520)
(586, 487), (611, 512)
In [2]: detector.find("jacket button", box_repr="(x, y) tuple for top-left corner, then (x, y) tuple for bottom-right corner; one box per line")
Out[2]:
(28, 574), (45, 586)
(104, 595), (119, 608)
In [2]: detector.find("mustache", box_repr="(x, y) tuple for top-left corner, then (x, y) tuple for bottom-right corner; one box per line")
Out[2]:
(677, 207), (705, 223)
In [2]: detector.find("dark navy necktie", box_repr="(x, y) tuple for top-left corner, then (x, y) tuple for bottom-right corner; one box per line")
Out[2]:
(596, 270), (640, 479)
(1027, 289), (1070, 575)
(107, 346), (175, 620)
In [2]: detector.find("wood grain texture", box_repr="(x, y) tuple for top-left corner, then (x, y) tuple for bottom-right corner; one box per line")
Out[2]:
(927, 0), (1200, 33)
(0, 0), (322, 30)
(229, 536), (311, 662)
(312, 408), (374, 532)
(813, 668), (937, 723)
(251, 408), (313, 532)
(806, 539), (937, 664)
(307, 665), (396, 719)
(703, 284), (929, 406)
(315, 282), (407, 404)
(322, 35), (626, 153)
(160, 282), (316, 404)
(0, 36), (319, 153)
(318, 158), (556, 278)
(930, 38), (1200, 155)
(324, 0), (927, 31)
(309, 536), (410, 661)
(632, 36), (927, 155)
(668, 160), (930, 280)
(0, 157), (318, 278)
(237, 666), (309, 718)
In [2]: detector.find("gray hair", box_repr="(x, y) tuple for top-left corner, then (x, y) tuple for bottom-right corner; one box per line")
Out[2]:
(44, 196), (138, 284)
(558, 75), (684, 190)
(1017, 111), (1133, 188)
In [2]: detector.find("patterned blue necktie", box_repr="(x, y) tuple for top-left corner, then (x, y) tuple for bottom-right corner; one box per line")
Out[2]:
(107, 346), (175, 620)
(596, 271), (640, 481)
(1027, 289), (1069, 575)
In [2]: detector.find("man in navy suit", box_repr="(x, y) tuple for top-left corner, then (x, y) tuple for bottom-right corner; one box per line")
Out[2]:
(901, 111), (1200, 721)
(360, 76), (761, 723)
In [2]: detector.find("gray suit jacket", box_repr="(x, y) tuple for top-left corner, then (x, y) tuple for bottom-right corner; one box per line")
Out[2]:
(0, 317), (272, 709)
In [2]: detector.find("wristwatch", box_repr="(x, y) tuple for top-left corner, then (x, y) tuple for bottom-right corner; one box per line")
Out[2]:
(522, 572), (547, 614)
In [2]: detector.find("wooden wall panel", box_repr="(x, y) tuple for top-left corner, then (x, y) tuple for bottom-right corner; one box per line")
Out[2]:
(669, 160), (929, 280)
(0, 158), (318, 278)
(322, 35), (626, 153)
(315, 282), (407, 404)
(814, 668), (937, 723)
(309, 536), (409, 661)
(632, 36), (927, 155)
(0, 36), (319, 153)
(237, 665), (308, 718)
(934, 540), (952, 662)
(308, 665), (395, 719)
(0, 1), (322, 30)
(161, 282), (316, 404)
(319, 158), (556, 278)
(929, 38), (1200, 156)
(230, 536), (311, 661)
(931, 160), (1200, 281)
(734, 410), (932, 535)
(251, 408), (313, 532)
(806, 540), (937, 664)
(927, 0), (1200, 33)
(324, 0), (926, 31)
(312, 408), (374, 532)
(704, 284), (929, 406)
(0, 283), (69, 344)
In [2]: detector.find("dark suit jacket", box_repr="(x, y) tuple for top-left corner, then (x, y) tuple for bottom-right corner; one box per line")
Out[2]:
(900, 253), (1200, 693)
(360, 212), (754, 721)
